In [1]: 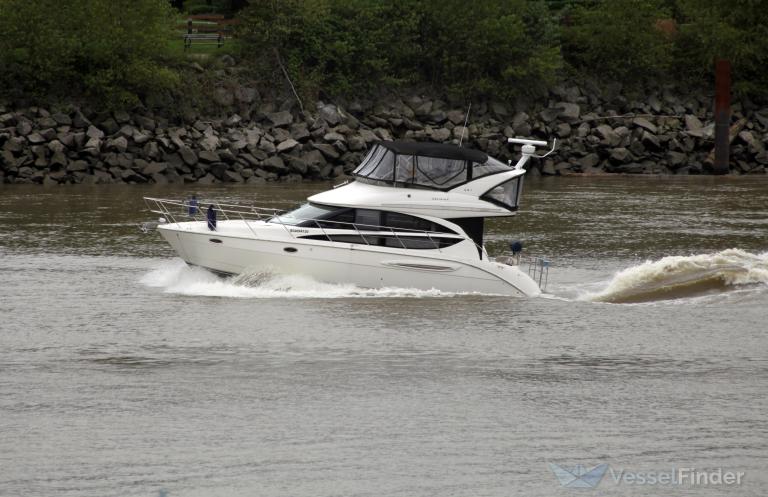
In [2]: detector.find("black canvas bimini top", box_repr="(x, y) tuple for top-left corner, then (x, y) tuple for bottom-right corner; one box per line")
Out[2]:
(376, 140), (488, 163)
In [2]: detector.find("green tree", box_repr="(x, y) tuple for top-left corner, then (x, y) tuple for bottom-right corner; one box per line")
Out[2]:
(237, 0), (420, 100)
(0, 0), (179, 108)
(236, 0), (561, 101)
(562, 0), (673, 85)
(674, 0), (768, 98)
(416, 0), (561, 99)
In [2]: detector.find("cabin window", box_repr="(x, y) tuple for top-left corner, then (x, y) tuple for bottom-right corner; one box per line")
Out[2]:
(298, 234), (462, 249)
(315, 208), (355, 229)
(473, 156), (513, 178)
(414, 157), (467, 188)
(276, 206), (458, 235)
(367, 150), (396, 181)
(383, 212), (451, 233)
(354, 145), (388, 176)
(481, 177), (524, 210)
(355, 209), (382, 230)
(270, 203), (339, 225)
(395, 155), (415, 182)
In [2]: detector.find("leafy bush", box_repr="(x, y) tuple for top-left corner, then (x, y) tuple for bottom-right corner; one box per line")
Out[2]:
(0, 0), (180, 108)
(416, 0), (561, 99)
(561, 0), (674, 86)
(674, 0), (768, 97)
(236, 0), (561, 101)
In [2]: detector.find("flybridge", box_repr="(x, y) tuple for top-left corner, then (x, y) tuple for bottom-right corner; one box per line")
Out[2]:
(352, 139), (554, 192)
(352, 140), (514, 190)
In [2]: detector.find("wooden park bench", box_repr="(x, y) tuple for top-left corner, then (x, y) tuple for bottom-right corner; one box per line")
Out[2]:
(183, 32), (224, 50)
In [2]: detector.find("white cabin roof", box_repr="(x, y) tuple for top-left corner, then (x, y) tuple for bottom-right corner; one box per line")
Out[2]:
(308, 169), (525, 219)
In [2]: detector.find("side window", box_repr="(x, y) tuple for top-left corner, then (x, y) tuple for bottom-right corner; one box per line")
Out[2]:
(383, 212), (455, 234)
(299, 234), (461, 249)
(355, 209), (382, 230)
(383, 212), (432, 232)
(414, 157), (467, 187)
(317, 208), (355, 229)
(481, 177), (523, 210)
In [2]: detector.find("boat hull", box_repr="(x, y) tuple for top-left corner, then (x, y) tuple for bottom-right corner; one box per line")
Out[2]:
(158, 225), (541, 297)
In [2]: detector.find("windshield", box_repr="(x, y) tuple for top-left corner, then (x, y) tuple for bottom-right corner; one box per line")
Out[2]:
(473, 156), (512, 177)
(269, 203), (338, 225)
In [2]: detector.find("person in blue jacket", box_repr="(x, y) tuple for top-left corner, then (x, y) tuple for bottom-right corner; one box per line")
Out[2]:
(206, 204), (217, 231)
(187, 195), (199, 216)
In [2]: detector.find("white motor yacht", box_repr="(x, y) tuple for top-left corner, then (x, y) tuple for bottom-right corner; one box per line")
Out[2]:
(144, 137), (551, 296)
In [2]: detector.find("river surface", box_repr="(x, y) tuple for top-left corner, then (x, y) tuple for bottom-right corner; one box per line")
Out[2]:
(1, 177), (767, 497)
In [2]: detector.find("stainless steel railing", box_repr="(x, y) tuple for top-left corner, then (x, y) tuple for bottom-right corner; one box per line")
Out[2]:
(142, 197), (468, 253)
(527, 256), (550, 289)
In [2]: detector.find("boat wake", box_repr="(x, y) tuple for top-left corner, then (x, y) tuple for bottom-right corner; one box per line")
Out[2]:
(139, 260), (470, 299)
(582, 249), (768, 303)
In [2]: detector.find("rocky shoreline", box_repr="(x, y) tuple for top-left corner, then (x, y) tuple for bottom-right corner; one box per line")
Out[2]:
(2, 85), (767, 185)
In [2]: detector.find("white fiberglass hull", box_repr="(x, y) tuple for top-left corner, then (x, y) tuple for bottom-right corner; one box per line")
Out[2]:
(158, 222), (541, 297)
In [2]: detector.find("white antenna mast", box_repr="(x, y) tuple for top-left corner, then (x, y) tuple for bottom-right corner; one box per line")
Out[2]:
(458, 102), (471, 147)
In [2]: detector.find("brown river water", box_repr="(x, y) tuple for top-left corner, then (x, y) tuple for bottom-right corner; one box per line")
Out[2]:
(0, 176), (767, 496)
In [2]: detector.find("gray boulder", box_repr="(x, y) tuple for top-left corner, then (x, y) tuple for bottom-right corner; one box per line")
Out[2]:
(107, 136), (128, 153)
(197, 173), (216, 184)
(318, 104), (343, 125)
(539, 108), (560, 123)
(223, 169), (244, 183)
(555, 123), (571, 138)
(610, 148), (631, 163)
(447, 110), (465, 125)
(52, 112), (72, 126)
(667, 151), (687, 167)
(27, 132), (46, 144)
(324, 131), (345, 143)
(142, 161), (167, 176)
(313, 143), (340, 159)
(268, 111), (293, 128)
(16, 121), (33, 136)
(276, 138), (299, 152)
(579, 153), (601, 169)
(199, 150), (220, 163)
(632, 117), (657, 134)
(199, 135), (220, 152)
(359, 129), (379, 143)
(452, 126), (467, 140)
(86, 125), (104, 139)
(285, 155), (308, 175)
(290, 123), (310, 141)
(641, 130), (661, 150)
(684, 114), (703, 131)
(135, 115), (156, 131)
(302, 149), (327, 166)
(595, 124), (620, 146)
(113, 110), (130, 123)
(431, 128), (451, 142)
(557, 102), (580, 121)
(262, 155), (286, 173)
(67, 160), (89, 172)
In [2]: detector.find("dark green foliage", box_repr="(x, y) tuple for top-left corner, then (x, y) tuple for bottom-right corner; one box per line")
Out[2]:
(182, 0), (248, 16)
(561, 0), (674, 85)
(675, 0), (768, 96)
(0, 0), (180, 108)
(416, 0), (561, 99)
(237, 0), (421, 100)
(2, 0), (767, 109)
(560, 0), (768, 98)
(237, 0), (561, 101)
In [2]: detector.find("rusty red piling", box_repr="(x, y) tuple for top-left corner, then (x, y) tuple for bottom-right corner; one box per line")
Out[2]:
(713, 59), (731, 175)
